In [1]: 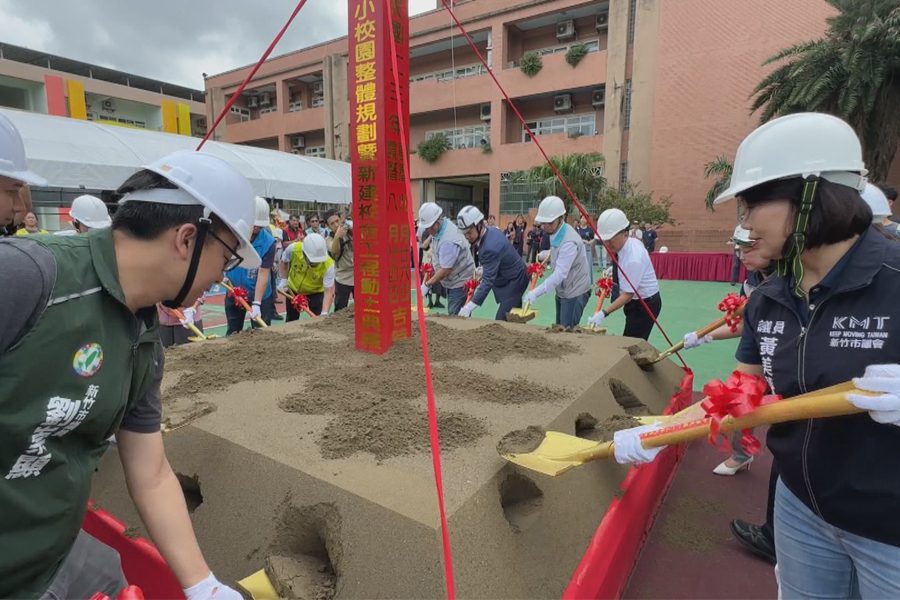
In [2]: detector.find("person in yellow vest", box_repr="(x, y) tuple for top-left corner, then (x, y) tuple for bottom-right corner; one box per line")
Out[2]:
(277, 232), (335, 319)
(15, 211), (48, 235)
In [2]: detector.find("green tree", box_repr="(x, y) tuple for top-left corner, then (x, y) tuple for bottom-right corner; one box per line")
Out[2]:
(593, 183), (676, 228)
(703, 156), (733, 211)
(750, 0), (900, 180)
(526, 152), (606, 213)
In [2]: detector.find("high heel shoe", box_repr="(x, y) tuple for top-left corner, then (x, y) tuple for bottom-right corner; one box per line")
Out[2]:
(713, 456), (753, 476)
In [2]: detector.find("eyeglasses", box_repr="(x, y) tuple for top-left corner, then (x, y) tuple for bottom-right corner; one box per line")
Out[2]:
(208, 229), (243, 270)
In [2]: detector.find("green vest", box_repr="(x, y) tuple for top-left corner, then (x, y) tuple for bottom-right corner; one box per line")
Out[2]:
(287, 241), (334, 295)
(0, 228), (161, 598)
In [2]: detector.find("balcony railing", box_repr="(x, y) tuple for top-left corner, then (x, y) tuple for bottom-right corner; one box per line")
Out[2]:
(411, 63), (488, 84)
(425, 124), (490, 150)
(508, 38), (601, 68)
(521, 113), (597, 142)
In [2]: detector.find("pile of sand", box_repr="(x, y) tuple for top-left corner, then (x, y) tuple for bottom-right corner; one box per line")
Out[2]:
(164, 308), (577, 460)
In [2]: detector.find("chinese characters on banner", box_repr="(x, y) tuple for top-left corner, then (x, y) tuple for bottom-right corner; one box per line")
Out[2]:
(349, 0), (411, 354)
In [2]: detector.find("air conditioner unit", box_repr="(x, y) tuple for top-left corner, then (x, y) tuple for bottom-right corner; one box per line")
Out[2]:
(248, 96), (259, 108)
(312, 82), (324, 94)
(596, 12), (609, 30)
(101, 99), (114, 110)
(553, 93), (573, 113)
(292, 135), (306, 148)
(591, 87), (606, 108)
(259, 92), (271, 106)
(479, 104), (491, 121)
(556, 19), (575, 41)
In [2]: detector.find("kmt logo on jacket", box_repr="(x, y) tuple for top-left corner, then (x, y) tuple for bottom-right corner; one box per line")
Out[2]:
(829, 315), (890, 350)
(72, 343), (103, 377)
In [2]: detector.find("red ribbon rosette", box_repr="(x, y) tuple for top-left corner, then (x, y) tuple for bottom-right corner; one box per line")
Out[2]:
(701, 371), (780, 455)
(422, 263), (435, 277)
(527, 262), (545, 278)
(291, 293), (310, 313)
(464, 278), (479, 293)
(718, 293), (748, 333)
(228, 285), (249, 303)
(596, 277), (613, 294)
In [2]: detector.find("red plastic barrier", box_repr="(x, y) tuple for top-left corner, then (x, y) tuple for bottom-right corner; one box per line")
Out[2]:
(82, 503), (184, 600)
(563, 370), (694, 599)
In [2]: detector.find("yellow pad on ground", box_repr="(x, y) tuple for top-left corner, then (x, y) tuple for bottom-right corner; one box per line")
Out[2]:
(237, 569), (279, 600)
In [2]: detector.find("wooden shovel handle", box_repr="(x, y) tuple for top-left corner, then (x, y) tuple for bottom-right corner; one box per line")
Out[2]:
(639, 381), (865, 450)
(653, 303), (749, 363)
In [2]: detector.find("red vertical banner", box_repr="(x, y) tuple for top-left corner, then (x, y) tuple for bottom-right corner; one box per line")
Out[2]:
(349, 0), (411, 354)
(43, 75), (67, 117)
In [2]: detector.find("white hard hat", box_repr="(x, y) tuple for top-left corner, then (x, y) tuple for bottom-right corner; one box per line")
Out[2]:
(731, 225), (752, 244)
(0, 112), (47, 186)
(70, 194), (111, 229)
(534, 196), (566, 223)
(119, 150), (260, 269)
(302, 232), (328, 263)
(271, 226), (284, 240)
(659, 246), (669, 253)
(714, 113), (866, 205)
(456, 205), (484, 230)
(596, 208), (630, 240)
(861, 183), (891, 220)
(418, 202), (443, 229)
(254, 196), (270, 227)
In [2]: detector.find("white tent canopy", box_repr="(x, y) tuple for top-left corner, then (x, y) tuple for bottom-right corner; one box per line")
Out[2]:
(1, 107), (350, 204)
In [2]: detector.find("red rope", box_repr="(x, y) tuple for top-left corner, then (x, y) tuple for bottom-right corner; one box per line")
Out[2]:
(437, 0), (687, 369)
(196, 0), (309, 150)
(384, 0), (456, 597)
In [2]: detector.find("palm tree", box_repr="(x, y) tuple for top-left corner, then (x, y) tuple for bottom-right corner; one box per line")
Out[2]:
(750, 0), (900, 180)
(526, 152), (606, 215)
(703, 156), (733, 212)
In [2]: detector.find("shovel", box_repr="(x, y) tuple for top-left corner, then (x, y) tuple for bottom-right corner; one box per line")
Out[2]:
(586, 277), (613, 334)
(501, 380), (874, 477)
(278, 289), (318, 319)
(167, 307), (218, 341)
(635, 302), (748, 367)
(221, 281), (269, 328)
(507, 257), (550, 323)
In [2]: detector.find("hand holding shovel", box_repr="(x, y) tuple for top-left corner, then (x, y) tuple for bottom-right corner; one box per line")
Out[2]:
(637, 293), (747, 366)
(587, 277), (613, 333)
(507, 257), (550, 323)
(221, 281), (268, 328)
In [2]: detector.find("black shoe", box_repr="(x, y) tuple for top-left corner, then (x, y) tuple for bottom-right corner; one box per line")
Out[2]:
(730, 519), (776, 565)
(434, 302), (445, 308)
(272, 313), (285, 321)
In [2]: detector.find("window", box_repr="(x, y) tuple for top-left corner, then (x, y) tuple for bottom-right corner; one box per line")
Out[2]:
(288, 101), (303, 112)
(305, 146), (326, 158)
(229, 106), (250, 123)
(619, 162), (629, 191)
(628, 0), (637, 44)
(623, 80), (633, 130)
(522, 113), (596, 142)
(410, 63), (487, 84)
(425, 125), (490, 150)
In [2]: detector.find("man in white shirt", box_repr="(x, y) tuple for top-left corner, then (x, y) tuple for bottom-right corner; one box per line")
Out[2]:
(524, 196), (592, 328)
(588, 208), (661, 339)
(417, 202), (475, 315)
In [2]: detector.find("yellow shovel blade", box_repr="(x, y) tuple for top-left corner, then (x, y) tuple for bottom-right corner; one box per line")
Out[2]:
(506, 307), (537, 323)
(502, 431), (613, 477)
(237, 569), (279, 600)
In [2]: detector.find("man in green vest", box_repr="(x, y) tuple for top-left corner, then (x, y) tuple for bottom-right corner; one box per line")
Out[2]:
(277, 232), (335, 319)
(0, 135), (256, 598)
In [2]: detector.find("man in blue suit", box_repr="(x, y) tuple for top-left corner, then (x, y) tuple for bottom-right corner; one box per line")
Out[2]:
(456, 205), (529, 320)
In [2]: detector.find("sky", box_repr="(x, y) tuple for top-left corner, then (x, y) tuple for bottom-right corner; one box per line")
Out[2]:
(0, 0), (438, 90)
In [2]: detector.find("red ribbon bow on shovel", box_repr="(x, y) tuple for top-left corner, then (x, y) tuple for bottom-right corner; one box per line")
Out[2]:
(701, 371), (780, 455)
(291, 293), (317, 318)
(718, 293), (748, 333)
(464, 278), (479, 303)
(596, 277), (613, 294)
(227, 285), (249, 303)
(527, 262), (545, 278)
(422, 263), (435, 278)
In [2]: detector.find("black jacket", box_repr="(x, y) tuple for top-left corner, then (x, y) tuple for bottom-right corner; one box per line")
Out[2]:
(740, 228), (900, 546)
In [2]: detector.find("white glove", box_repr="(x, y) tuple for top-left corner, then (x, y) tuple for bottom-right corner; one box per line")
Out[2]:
(249, 302), (261, 320)
(587, 310), (606, 328)
(474, 266), (484, 281)
(683, 331), (713, 349)
(276, 278), (289, 293)
(183, 573), (242, 600)
(523, 290), (539, 306)
(180, 307), (195, 326)
(458, 301), (478, 318)
(536, 250), (550, 263)
(849, 364), (900, 426)
(420, 282), (431, 297)
(614, 424), (664, 465)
